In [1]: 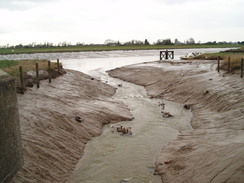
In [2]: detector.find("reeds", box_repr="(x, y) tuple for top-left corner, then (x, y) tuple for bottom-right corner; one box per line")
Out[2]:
(220, 56), (243, 71)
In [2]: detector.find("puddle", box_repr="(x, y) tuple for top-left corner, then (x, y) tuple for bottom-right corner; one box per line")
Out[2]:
(69, 70), (192, 183)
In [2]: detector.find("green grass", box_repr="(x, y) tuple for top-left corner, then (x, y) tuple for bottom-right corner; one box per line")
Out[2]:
(0, 44), (242, 55)
(0, 60), (59, 78)
(195, 48), (244, 71)
(0, 60), (18, 69)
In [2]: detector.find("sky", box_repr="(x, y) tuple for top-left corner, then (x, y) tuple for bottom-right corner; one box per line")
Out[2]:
(0, 0), (243, 46)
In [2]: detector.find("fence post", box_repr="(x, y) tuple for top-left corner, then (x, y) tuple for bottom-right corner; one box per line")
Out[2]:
(228, 57), (231, 72)
(35, 63), (39, 88)
(19, 66), (24, 94)
(57, 58), (60, 73)
(48, 61), (51, 83)
(217, 56), (220, 73)
(165, 50), (168, 59)
(241, 58), (244, 78)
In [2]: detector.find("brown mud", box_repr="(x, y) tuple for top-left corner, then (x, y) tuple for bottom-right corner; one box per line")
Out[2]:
(11, 70), (133, 183)
(108, 60), (244, 183)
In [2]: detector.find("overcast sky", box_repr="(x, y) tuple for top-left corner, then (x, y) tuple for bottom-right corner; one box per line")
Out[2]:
(0, 0), (243, 46)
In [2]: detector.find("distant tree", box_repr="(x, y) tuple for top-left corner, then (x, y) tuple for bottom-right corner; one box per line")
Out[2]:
(174, 38), (181, 45)
(76, 42), (84, 46)
(156, 39), (172, 45)
(156, 39), (163, 45)
(186, 38), (195, 44)
(104, 39), (118, 46)
(144, 39), (150, 45)
(61, 41), (70, 47)
(162, 39), (172, 45)
(124, 40), (144, 46)
(15, 44), (23, 48)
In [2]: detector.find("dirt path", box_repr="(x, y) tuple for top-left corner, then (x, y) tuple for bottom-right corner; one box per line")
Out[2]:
(11, 70), (133, 183)
(107, 60), (244, 183)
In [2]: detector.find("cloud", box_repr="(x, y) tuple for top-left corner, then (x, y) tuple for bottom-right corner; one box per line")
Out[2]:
(0, 0), (58, 10)
(0, 0), (243, 45)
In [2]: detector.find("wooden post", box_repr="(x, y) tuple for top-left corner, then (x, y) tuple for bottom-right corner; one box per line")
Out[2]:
(160, 52), (162, 60)
(35, 63), (39, 88)
(57, 58), (60, 73)
(228, 57), (231, 72)
(241, 58), (244, 78)
(165, 50), (168, 59)
(19, 66), (24, 94)
(217, 56), (220, 73)
(48, 61), (51, 83)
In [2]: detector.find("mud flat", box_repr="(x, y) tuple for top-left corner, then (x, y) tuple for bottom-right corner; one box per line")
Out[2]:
(10, 70), (133, 183)
(107, 60), (244, 183)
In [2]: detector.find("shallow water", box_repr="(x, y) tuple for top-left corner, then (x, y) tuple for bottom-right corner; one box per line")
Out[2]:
(69, 70), (192, 183)
(0, 47), (231, 62)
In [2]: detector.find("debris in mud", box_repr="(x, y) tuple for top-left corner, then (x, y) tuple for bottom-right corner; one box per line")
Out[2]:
(117, 83), (122, 87)
(183, 104), (191, 110)
(75, 116), (83, 122)
(153, 170), (159, 175)
(161, 111), (173, 118)
(164, 159), (174, 164)
(120, 177), (133, 182)
(111, 125), (132, 135)
(203, 90), (209, 95)
(158, 102), (165, 109)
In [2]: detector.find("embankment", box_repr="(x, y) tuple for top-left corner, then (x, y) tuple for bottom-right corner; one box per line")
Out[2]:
(10, 70), (133, 183)
(108, 60), (244, 183)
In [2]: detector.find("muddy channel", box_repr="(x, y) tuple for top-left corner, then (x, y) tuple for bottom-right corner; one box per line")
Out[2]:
(2, 48), (234, 183)
(68, 70), (192, 183)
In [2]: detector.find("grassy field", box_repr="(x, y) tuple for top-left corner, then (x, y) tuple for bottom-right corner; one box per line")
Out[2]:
(196, 48), (244, 71)
(0, 60), (58, 79)
(0, 44), (242, 55)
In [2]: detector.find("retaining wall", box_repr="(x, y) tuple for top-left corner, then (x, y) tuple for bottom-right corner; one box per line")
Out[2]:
(0, 75), (23, 183)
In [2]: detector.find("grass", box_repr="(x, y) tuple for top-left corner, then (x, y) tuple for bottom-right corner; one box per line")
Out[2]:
(0, 59), (59, 79)
(0, 60), (18, 69)
(195, 48), (244, 71)
(0, 44), (242, 55)
(221, 56), (244, 70)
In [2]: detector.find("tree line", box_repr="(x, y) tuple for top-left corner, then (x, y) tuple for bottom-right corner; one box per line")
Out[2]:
(1, 38), (243, 49)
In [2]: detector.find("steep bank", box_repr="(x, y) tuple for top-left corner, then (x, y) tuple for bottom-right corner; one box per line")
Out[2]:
(11, 70), (133, 183)
(108, 60), (244, 183)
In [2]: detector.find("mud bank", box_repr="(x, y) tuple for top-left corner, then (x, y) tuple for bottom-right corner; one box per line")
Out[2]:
(11, 70), (133, 183)
(108, 60), (244, 183)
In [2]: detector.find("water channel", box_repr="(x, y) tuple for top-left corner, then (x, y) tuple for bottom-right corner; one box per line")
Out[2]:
(69, 69), (192, 183)
(0, 48), (232, 183)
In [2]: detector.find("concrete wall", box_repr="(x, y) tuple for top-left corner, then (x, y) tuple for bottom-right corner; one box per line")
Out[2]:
(0, 76), (23, 183)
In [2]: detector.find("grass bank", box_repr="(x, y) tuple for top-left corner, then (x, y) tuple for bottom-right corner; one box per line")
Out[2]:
(0, 60), (59, 79)
(0, 44), (242, 55)
(195, 48), (244, 71)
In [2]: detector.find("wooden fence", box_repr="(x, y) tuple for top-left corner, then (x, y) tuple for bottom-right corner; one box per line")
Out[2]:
(19, 59), (60, 93)
(217, 57), (244, 78)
